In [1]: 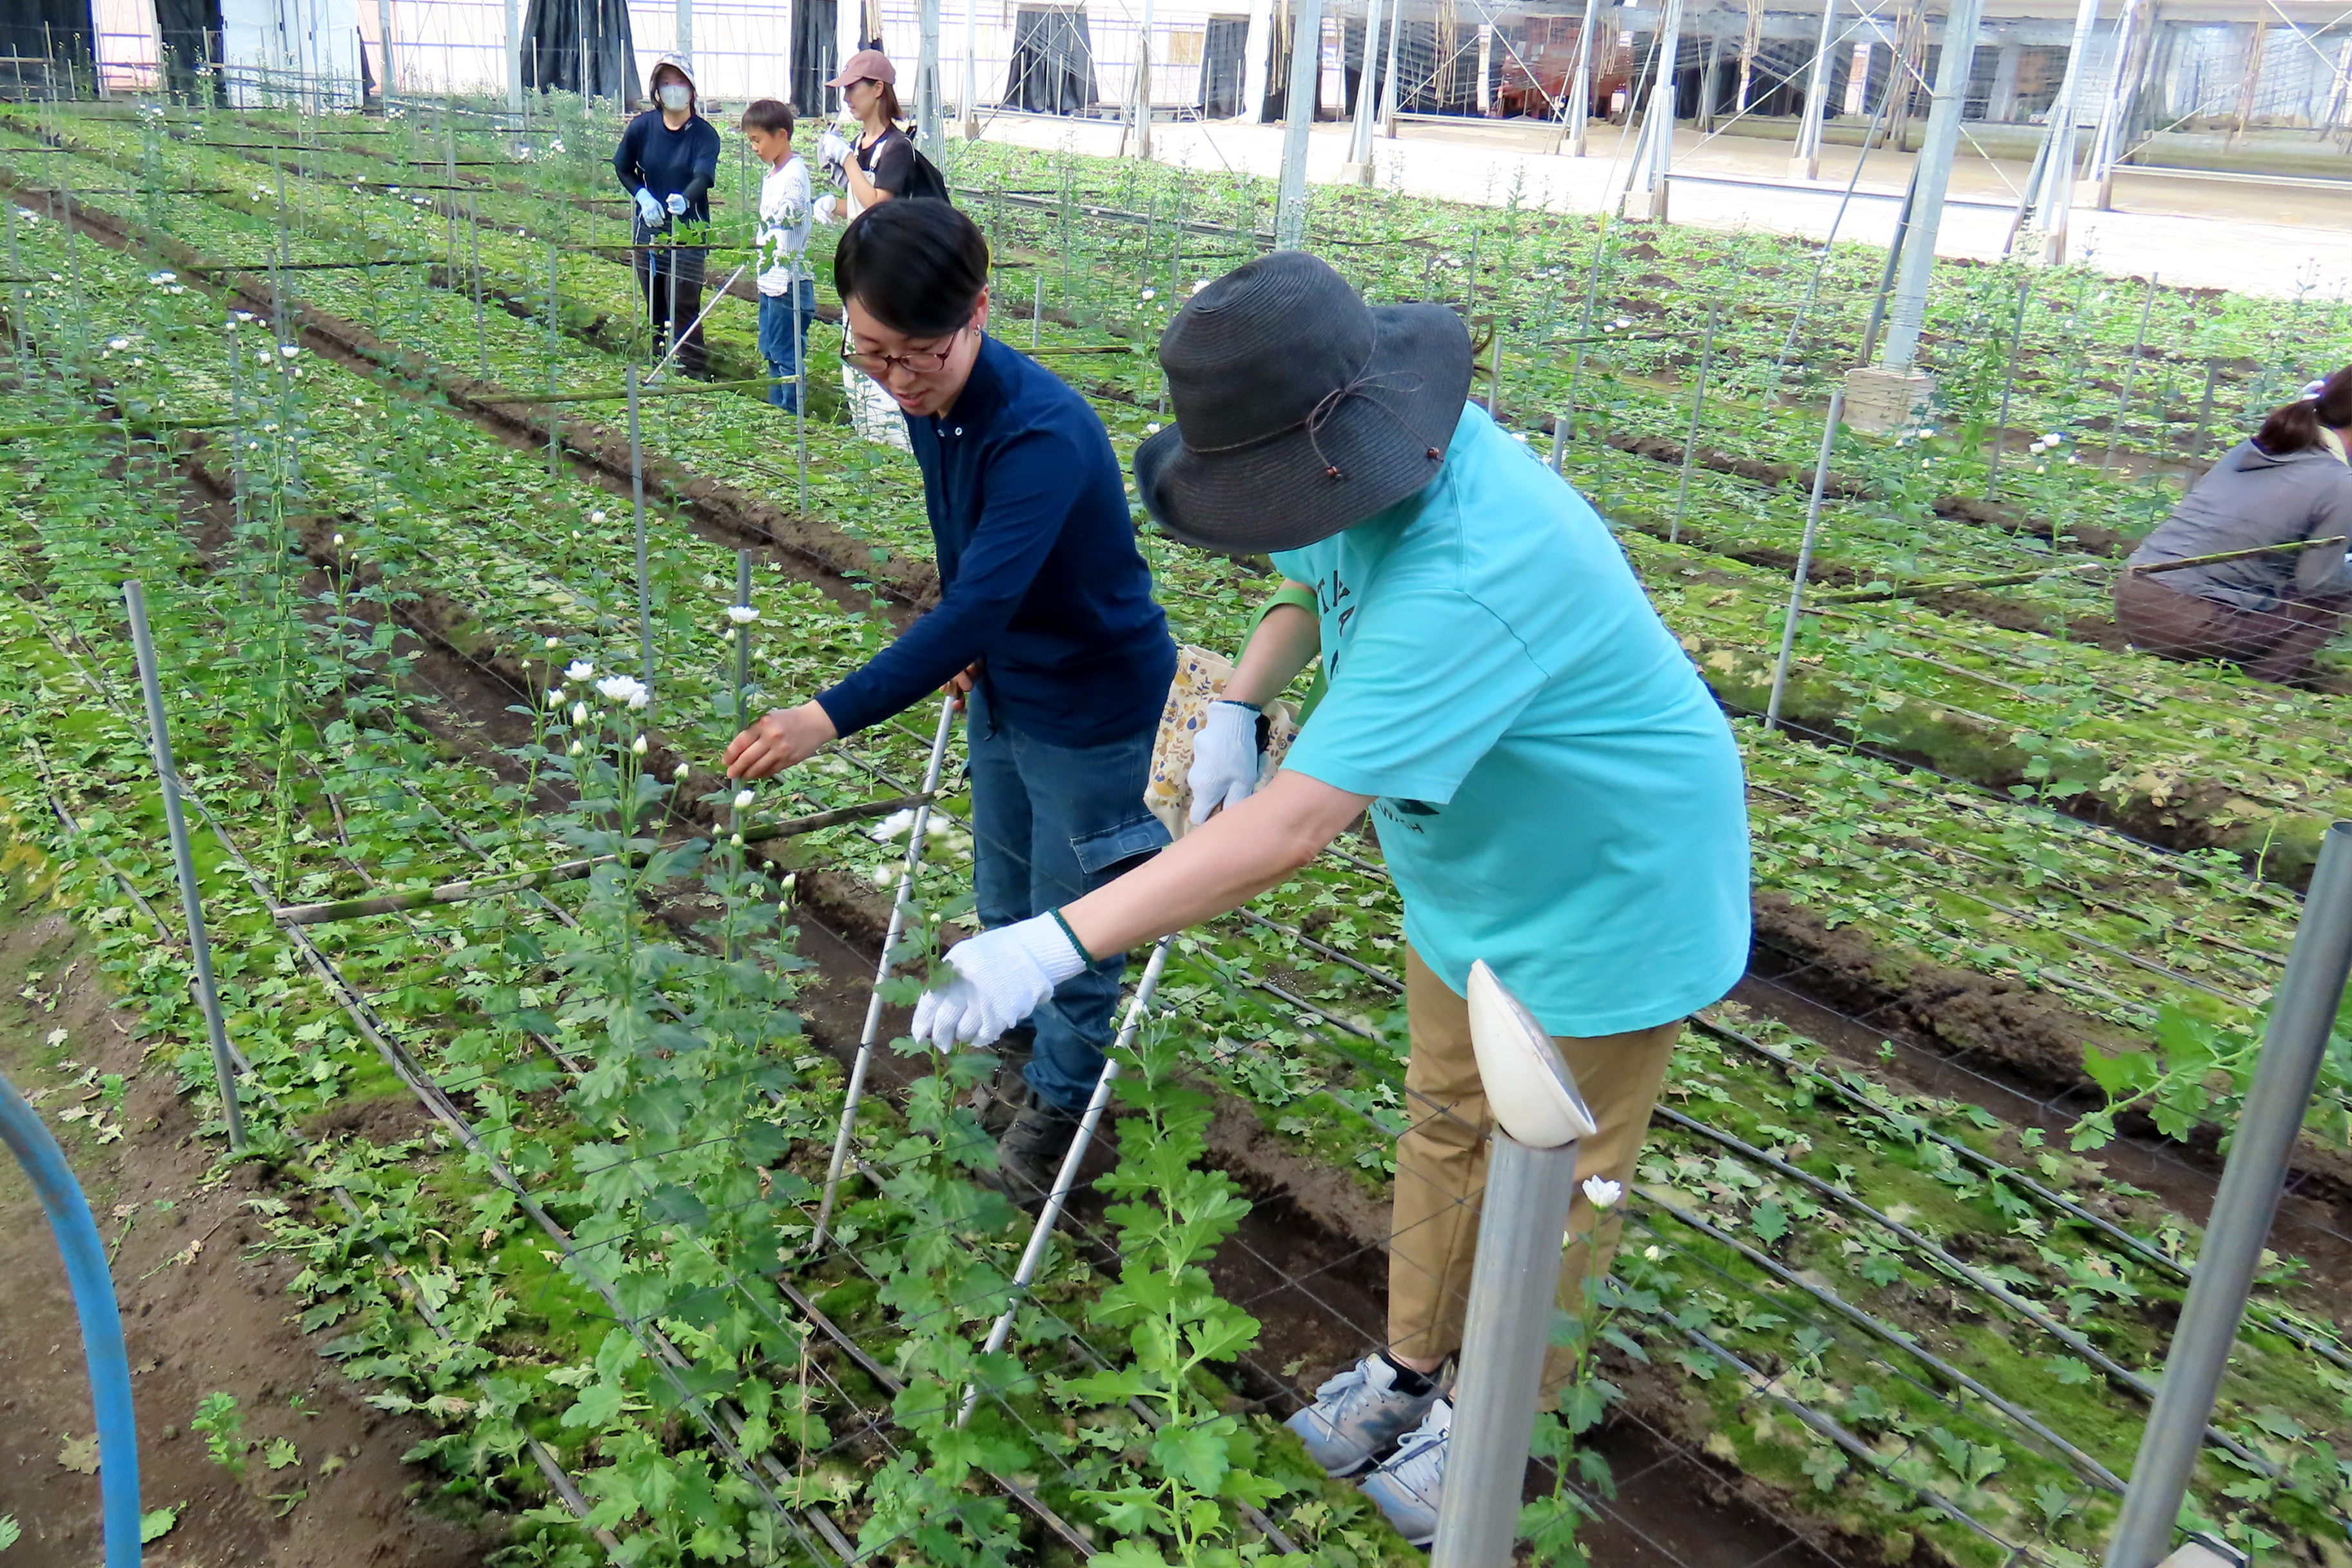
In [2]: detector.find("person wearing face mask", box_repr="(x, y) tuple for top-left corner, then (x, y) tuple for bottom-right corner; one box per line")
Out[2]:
(721, 200), (1177, 1197)
(810, 48), (948, 448)
(612, 54), (722, 379)
(2117, 366), (2352, 685)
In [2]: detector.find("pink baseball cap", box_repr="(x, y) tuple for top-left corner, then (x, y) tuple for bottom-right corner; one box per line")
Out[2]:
(825, 48), (896, 88)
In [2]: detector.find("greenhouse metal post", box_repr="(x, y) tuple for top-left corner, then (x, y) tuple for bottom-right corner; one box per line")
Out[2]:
(1789, 0), (1837, 179)
(676, 0), (693, 70)
(1767, 391), (1845, 728)
(918, 0), (943, 153)
(1273, 0), (1324, 250)
(1877, 0), (1986, 370)
(1378, 0), (1404, 137)
(2015, 0), (2100, 262)
(1671, 300), (1720, 541)
(1344, 0), (1384, 177)
(1560, 0), (1598, 154)
(963, 0), (981, 136)
(124, 580), (246, 1152)
(2104, 820), (2352, 1568)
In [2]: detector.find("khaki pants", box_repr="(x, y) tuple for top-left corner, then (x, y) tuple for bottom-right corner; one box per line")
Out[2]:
(2114, 570), (2349, 686)
(1387, 946), (1680, 1404)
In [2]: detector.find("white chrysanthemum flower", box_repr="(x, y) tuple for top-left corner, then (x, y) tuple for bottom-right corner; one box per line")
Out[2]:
(732, 788), (756, 810)
(729, 831), (744, 846)
(1141, 288), (1156, 300)
(596, 673), (648, 707)
(673, 762), (691, 781)
(544, 636), (562, 650)
(565, 660), (594, 681)
(547, 687), (566, 707)
(1581, 1175), (1622, 1209)
(1643, 1244), (1664, 1262)
(590, 510), (607, 524)
(869, 808), (917, 841)
(106, 336), (129, 351)
(725, 605), (759, 625)
(279, 344), (300, 359)
(1146, 422), (1162, 435)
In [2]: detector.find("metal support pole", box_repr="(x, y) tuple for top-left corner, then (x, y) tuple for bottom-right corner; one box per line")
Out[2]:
(2185, 358), (2219, 494)
(1428, 1130), (1582, 1565)
(792, 284), (808, 514)
(2105, 821), (2352, 1568)
(676, 0), (693, 70)
(628, 368), (653, 709)
(963, 0), (981, 136)
(1562, 0), (1598, 155)
(2017, 0), (2100, 260)
(1032, 271), (1044, 346)
(1790, 0), (1837, 179)
(2102, 272), (2157, 476)
(1549, 413), (1567, 475)
(959, 936), (1175, 1427)
(1622, 0), (1684, 218)
(1273, 0), (1324, 250)
(1344, 0), (1384, 179)
(918, 0), (943, 153)
(1877, 0), (1987, 369)
(504, 0), (524, 123)
(1133, 0), (1156, 159)
(123, 581), (245, 1152)
(1986, 278), (2032, 498)
(1858, 164), (1918, 363)
(1671, 300), (1720, 542)
(2090, 0), (2151, 210)
(1378, 0), (1403, 138)
(376, 0), (396, 101)
(812, 696), (959, 1250)
(1766, 391), (1844, 729)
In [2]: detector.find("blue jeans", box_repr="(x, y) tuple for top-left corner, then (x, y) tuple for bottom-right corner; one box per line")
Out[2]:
(965, 687), (1170, 1113)
(758, 280), (818, 411)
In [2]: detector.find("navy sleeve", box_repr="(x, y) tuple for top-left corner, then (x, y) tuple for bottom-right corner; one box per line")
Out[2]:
(612, 115), (645, 196)
(681, 121), (721, 206)
(816, 425), (1076, 736)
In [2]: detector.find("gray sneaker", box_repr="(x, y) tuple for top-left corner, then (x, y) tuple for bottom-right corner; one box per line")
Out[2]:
(1283, 1354), (1442, 1478)
(1357, 1396), (1449, 1547)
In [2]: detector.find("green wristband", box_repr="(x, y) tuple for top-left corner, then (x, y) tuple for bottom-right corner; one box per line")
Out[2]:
(1050, 908), (1099, 968)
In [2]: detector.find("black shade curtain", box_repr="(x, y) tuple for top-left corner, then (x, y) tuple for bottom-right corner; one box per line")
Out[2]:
(1, 0), (97, 97)
(792, 0), (838, 117)
(1200, 15), (1247, 115)
(1007, 7), (1095, 113)
(521, 0), (638, 104)
(152, 0), (224, 102)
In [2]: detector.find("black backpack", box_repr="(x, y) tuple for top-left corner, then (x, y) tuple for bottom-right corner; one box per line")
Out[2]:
(899, 136), (952, 203)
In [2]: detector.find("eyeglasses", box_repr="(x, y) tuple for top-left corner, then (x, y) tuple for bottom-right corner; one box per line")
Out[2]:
(839, 335), (961, 377)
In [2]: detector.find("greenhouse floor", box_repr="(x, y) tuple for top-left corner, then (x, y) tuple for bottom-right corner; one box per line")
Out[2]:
(974, 111), (2352, 299)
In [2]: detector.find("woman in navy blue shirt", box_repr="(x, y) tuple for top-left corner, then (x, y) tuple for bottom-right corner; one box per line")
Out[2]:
(723, 201), (1176, 1195)
(612, 52), (721, 378)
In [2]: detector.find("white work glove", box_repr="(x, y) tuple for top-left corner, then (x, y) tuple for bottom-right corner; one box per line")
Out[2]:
(633, 188), (664, 227)
(911, 914), (1088, 1052)
(1187, 700), (1263, 825)
(665, 191), (688, 217)
(813, 193), (840, 224)
(819, 128), (851, 171)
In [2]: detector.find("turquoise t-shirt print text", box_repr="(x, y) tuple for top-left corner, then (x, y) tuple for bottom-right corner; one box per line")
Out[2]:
(1271, 404), (1753, 1041)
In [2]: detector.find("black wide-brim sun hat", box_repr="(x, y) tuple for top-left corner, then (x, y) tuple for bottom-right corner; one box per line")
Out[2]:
(1134, 251), (1474, 556)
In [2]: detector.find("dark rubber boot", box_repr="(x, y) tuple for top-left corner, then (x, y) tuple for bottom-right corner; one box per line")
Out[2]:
(991, 1101), (1085, 1205)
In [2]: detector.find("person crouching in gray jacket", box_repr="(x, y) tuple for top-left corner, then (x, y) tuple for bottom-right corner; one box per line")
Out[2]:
(2117, 366), (2352, 685)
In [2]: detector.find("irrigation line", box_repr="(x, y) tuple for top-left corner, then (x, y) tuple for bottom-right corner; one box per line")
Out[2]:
(1692, 1014), (2352, 1377)
(1642, 1192), (2126, 1491)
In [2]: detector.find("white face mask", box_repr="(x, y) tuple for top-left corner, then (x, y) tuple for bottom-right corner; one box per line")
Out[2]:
(659, 83), (690, 112)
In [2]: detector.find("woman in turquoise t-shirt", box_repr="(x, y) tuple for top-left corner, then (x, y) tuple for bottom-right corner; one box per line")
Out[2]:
(905, 251), (1752, 1545)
